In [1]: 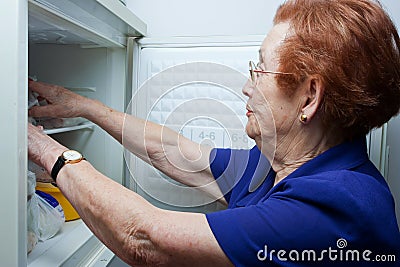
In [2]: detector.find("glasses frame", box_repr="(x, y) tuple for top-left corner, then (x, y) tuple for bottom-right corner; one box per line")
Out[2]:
(249, 61), (294, 84)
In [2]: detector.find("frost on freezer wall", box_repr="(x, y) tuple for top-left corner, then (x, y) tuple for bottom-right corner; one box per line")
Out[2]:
(380, 0), (400, 26)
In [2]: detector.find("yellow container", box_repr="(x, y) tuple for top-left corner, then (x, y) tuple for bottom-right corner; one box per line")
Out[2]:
(36, 182), (80, 221)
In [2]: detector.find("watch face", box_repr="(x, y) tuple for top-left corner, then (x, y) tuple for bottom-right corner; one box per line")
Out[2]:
(62, 150), (82, 161)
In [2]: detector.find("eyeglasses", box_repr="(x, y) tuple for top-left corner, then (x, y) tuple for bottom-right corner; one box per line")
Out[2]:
(249, 61), (294, 84)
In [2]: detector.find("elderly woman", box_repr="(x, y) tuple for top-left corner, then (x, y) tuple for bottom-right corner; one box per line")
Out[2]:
(28, 0), (400, 266)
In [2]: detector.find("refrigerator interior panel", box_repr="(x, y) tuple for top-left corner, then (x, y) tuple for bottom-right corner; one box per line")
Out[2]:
(128, 38), (262, 213)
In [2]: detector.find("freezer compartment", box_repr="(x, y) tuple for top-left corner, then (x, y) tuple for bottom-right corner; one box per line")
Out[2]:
(27, 42), (126, 265)
(29, 43), (125, 183)
(26, 0), (141, 262)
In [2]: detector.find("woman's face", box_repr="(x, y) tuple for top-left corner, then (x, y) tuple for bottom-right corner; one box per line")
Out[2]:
(243, 23), (301, 154)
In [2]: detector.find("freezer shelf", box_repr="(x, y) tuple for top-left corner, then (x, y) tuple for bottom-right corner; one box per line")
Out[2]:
(43, 122), (96, 135)
(28, 220), (89, 266)
(28, 219), (111, 267)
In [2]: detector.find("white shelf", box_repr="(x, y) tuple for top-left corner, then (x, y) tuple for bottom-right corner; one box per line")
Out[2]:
(28, 219), (114, 267)
(44, 122), (95, 135)
(28, 220), (88, 266)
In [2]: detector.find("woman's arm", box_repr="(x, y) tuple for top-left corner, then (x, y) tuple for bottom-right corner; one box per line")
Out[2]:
(28, 81), (226, 203)
(28, 124), (232, 266)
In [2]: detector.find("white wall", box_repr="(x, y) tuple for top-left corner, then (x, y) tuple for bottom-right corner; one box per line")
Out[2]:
(381, 0), (400, 26)
(127, 0), (399, 37)
(126, 0), (283, 37)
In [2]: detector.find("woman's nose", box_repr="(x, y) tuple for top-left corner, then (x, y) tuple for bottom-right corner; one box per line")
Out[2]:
(242, 79), (253, 97)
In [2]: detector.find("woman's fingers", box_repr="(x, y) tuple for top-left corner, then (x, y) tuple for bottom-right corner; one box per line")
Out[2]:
(28, 104), (57, 117)
(28, 80), (85, 118)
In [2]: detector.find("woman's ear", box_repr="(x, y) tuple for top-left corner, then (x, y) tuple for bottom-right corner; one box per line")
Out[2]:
(299, 75), (324, 124)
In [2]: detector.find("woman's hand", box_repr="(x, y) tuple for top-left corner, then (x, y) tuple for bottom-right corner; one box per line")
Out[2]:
(28, 123), (67, 173)
(28, 80), (89, 118)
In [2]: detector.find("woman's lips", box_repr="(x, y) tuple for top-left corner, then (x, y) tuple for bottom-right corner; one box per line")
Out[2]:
(246, 105), (253, 117)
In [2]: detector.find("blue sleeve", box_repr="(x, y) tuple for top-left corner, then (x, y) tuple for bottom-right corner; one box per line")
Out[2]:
(209, 147), (254, 203)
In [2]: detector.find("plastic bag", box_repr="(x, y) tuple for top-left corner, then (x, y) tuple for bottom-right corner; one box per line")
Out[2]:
(27, 171), (38, 254)
(27, 189), (65, 253)
(28, 90), (39, 109)
(29, 160), (53, 183)
(27, 77), (88, 129)
(27, 170), (36, 198)
(35, 190), (65, 241)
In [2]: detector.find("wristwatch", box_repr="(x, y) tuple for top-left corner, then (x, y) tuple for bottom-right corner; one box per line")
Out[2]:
(51, 150), (85, 182)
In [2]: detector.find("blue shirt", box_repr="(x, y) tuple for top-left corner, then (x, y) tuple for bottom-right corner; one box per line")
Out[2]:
(206, 138), (400, 266)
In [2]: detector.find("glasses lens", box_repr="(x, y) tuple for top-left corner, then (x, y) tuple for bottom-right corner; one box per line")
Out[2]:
(249, 61), (255, 83)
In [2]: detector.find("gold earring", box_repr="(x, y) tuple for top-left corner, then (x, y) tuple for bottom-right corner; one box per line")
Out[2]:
(300, 114), (308, 123)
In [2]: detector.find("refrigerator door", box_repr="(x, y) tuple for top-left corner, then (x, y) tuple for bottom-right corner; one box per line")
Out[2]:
(1, 0), (28, 265)
(127, 36), (263, 213)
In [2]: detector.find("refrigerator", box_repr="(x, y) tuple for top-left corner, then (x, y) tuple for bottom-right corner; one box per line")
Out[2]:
(1, 0), (397, 266)
(2, 0), (146, 266)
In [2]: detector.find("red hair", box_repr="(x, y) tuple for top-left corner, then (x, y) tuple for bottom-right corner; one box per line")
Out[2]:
(274, 0), (400, 138)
